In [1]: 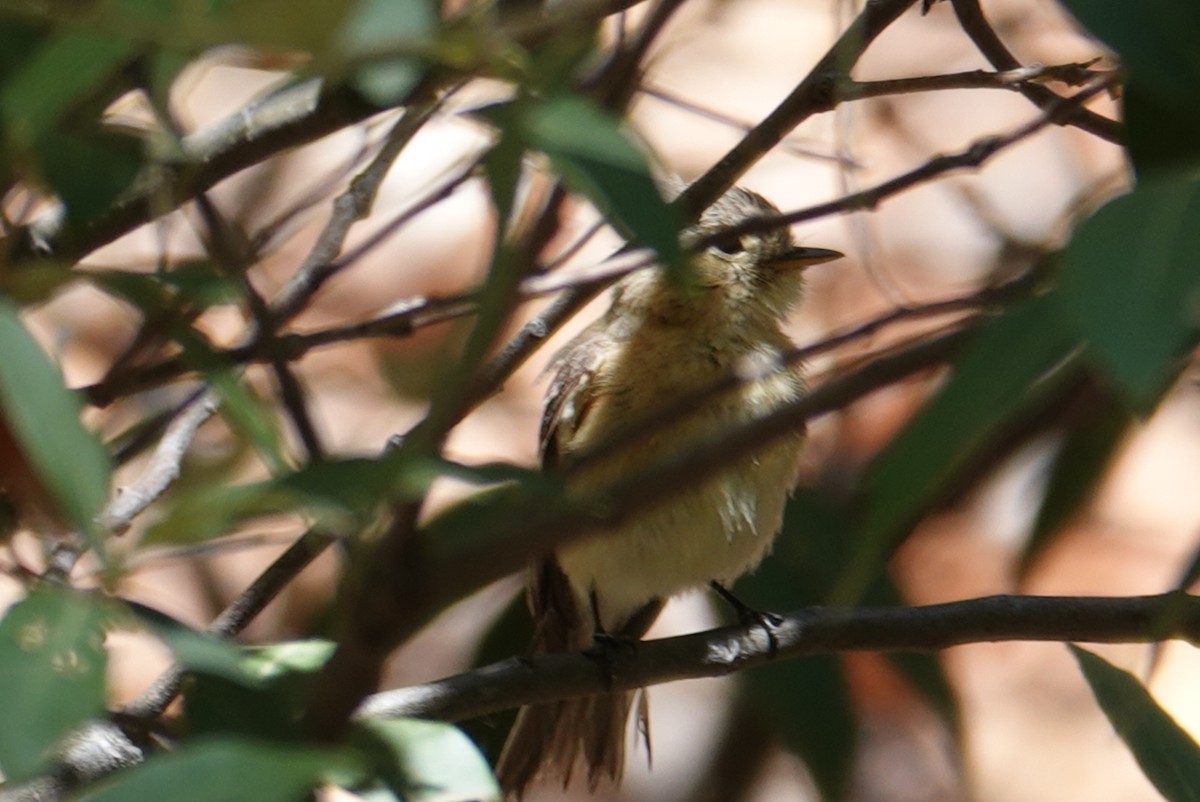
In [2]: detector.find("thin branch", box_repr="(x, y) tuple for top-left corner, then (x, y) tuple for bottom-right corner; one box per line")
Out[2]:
(98, 391), (218, 535)
(836, 61), (1104, 101)
(949, 0), (1120, 143)
(8, 0), (649, 267)
(83, 152), (483, 408)
(267, 99), (445, 323)
(192, 194), (325, 461)
(705, 77), (1116, 245)
(357, 592), (1200, 723)
(678, 0), (920, 217)
(640, 84), (858, 166)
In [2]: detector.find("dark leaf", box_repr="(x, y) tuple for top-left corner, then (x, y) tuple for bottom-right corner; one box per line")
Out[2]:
(522, 94), (683, 269)
(76, 736), (363, 802)
(1072, 646), (1200, 802)
(0, 300), (111, 546)
(1020, 391), (1131, 577)
(356, 718), (500, 802)
(0, 589), (112, 783)
(841, 294), (1078, 602)
(1056, 178), (1200, 412)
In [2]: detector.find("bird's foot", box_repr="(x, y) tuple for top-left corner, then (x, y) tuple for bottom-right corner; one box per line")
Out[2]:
(710, 581), (783, 656)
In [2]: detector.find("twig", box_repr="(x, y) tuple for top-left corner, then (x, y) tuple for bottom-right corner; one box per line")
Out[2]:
(640, 84), (858, 166)
(119, 527), (339, 720)
(678, 0), (920, 217)
(98, 391), (219, 535)
(356, 592), (1200, 723)
(268, 99), (445, 323)
(705, 77), (1116, 245)
(949, 0), (1120, 143)
(836, 61), (1103, 101)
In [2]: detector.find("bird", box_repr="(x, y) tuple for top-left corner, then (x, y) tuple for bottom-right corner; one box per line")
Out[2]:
(495, 183), (842, 798)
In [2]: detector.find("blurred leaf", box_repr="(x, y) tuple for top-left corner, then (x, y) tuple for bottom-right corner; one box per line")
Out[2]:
(34, 129), (144, 225)
(356, 718), (501, 802)
(1058, 0), (1200, 176)
(0, 299), (111, 546)
(1123, 84), (1200, 181)
(521, 94), (684, 269)
(739, 490), (960, 735)
(839, 295), (1079, 602)
(337, 0), (435, 106)
(461, 589), (528, 760)
(89, 263), (240, 316)
(128, 601), (253, 683)
(145, 480), (293, 544)
(1072, 646), (1200, 802)
(131, 600), (335, 740)
(185, 641), (334, 741)
(745, 655), (855, 800)
(885, 650), (961, 737)
(0, 589), (112, 783)
(1019, 392), (1132, 577)
(0, 29), (132, 147)
(1056, 178), (1200, 411)
(148, 452), (533, 544)
(76, 736), (364, 802)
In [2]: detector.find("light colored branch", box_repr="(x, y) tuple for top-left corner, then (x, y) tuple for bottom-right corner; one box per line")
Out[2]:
(98, 391), (218, 535)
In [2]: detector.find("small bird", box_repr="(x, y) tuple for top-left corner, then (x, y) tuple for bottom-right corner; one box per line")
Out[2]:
(495, 184), (841, 798)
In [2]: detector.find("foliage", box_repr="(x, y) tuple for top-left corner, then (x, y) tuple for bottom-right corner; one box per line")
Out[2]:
(0, 0), (1198, 800)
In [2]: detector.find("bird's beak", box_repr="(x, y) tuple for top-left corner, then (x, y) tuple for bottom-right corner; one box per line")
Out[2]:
(770, 246), (843, 270)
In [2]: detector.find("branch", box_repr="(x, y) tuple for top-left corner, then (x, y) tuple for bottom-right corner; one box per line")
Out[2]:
(357, 593), (1200, 723)
(706, 76), (1115, 244)
(10, 0), (647, 266)
(949, 0), (1120, 143)
(837, 61), (1104, 100)
(98, 391), (218, 535)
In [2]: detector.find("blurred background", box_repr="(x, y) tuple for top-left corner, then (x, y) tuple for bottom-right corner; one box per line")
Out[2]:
(5, 1), (1192, 801)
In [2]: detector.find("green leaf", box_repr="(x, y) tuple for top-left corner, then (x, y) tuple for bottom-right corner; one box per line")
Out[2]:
(0, 299), (111, 546)
(185, 641), (334, 741)
(1071, 646), (1200, 802)
(745, 656), (855, 800)
(35, 129), (144, 226)
(338, 0), (435, 105)
(0, 29), (132, 147)
(1056, 178), (1200, 412)
(356, 718), (500, 802)
(522, 94), (684, 268)
(129, 601), (253, 683)
(838, 294), (1079, 602)
(76, 737), (363, 802)
(740, 490), (960, 733)
(1058, 0), (1200, 176)
(1020, 392), (1131, 577)
(0, 589), (112, 783)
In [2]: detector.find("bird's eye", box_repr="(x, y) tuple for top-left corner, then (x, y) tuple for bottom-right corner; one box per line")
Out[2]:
(710, 236), (746, 256)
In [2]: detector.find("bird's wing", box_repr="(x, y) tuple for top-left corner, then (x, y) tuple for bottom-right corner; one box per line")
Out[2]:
(538, 325), (611, 470)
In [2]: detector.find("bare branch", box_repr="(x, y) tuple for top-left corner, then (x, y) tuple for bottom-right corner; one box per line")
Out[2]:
(948, 0), (1120, 143)
(706, 77), (1116, 245)
(358, 592), (1200, 723)
(99, 391), (218, 535)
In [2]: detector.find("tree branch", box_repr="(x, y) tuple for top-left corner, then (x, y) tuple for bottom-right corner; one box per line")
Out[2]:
(357, 592), (1200, 723)
(948, 0), (1120, 143)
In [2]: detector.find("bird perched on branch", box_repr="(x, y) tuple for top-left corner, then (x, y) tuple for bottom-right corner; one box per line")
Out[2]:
(495, 184), (841, 798)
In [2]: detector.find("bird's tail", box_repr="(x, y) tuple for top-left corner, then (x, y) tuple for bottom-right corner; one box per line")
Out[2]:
(495, 688), (649, 799)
